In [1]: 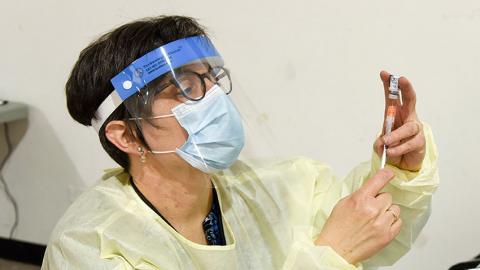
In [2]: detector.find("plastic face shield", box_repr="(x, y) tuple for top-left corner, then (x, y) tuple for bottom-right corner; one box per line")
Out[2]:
(92, 35), (232, 131)
(92, 35), (261, 175)
(91, 33), (281, 205)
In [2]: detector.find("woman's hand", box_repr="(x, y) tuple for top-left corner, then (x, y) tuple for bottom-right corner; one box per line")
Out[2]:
(314, 169), (402, 265)
(373, 71), (426, 171)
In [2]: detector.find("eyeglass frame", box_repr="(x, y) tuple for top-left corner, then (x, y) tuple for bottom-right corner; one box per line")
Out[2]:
(154, 65), (232, 102)
(126, 65), (232, 121)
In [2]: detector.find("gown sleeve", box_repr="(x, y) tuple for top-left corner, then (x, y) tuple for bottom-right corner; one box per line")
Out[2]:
(282, 123), (438, 269)
(41, 229), (134, 270)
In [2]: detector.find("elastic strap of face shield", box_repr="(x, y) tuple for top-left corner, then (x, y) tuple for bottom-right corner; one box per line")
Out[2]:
(91, 35), (224, 133)
(92, 91), (124, 132)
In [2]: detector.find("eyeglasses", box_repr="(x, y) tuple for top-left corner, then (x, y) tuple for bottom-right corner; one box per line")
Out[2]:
(124, 66), (233, 123)
(156, 66), (232, 102)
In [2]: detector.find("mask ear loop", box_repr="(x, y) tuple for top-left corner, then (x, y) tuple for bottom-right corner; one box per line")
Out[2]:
(130, 82), (179, 155)
(149, 149), (176, 154)
(143, 47), (186, 156)
(147, 113), (178, 155)
(123, 103), (152, 159)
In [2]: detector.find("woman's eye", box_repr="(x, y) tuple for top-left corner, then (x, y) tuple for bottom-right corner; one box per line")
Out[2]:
(183, 87), (193, 94)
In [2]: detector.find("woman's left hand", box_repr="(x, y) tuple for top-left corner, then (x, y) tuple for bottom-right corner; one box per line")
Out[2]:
(373, 71), (426, 171)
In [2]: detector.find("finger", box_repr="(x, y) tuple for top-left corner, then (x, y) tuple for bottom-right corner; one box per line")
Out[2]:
(387, 132), (425, 157)
(380, 71), (416, 105)
(358, 169), (395, 197)
(373, 136), (384, 157)
(384, 121), (422, 146)
(379, 71), (404, 133)
(380, 71), (418, 120)
(386, 205), (401, 225)
(375, 204), (400, 228)
(398, 76), (417, 113)
(374, 130), (404, 156)
(390, 217), (402, 239)
(373, 138), (402, 168)
(375, 192), (393, 212)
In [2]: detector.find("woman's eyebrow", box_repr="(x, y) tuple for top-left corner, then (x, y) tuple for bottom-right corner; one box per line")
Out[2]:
(180, 63), (208, 73)
(153, 83), (177, 98)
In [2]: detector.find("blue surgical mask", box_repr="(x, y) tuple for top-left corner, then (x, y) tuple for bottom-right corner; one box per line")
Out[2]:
(151, 85), (245, 173)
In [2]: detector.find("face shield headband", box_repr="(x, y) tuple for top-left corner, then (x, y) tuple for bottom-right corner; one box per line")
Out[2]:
(91, 35), (224, 132)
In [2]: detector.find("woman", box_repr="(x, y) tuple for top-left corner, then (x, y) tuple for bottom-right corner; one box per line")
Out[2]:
(42, 15), (438, 269)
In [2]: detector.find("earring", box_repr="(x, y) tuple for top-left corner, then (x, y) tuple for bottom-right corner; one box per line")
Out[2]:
(137, 146), (146, 163)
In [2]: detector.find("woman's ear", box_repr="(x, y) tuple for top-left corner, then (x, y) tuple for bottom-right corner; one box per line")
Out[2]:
(104, 120), (138, 155)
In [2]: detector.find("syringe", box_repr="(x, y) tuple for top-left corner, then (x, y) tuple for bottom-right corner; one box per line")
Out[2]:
(380, 75), (402, 169)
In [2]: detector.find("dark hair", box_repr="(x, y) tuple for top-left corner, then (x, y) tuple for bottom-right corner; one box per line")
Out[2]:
(65, 15), (208, 170)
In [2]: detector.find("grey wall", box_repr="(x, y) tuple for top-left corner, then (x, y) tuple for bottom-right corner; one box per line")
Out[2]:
(0, 0), (479, 269)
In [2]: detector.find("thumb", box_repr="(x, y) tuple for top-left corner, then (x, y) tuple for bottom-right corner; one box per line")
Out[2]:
(358, 169), (395, 197)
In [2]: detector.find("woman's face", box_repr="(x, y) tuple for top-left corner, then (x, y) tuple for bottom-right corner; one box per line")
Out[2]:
(138, 61), (216, 168)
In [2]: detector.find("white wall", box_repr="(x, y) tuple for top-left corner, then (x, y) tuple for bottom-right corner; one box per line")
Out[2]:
(1, 0), (479, 269)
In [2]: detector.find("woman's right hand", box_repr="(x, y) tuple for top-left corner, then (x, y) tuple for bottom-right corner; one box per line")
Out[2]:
(314, 169), (402, 265)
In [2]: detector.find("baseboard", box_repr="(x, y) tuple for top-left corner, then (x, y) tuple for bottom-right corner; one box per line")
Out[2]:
(0, 237), (46, 266)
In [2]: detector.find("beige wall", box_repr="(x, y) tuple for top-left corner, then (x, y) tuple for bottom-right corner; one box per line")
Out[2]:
(1, 0), (479, 269)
